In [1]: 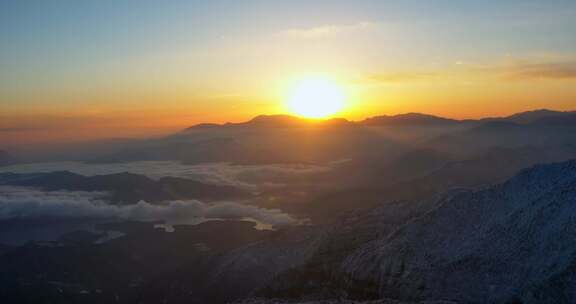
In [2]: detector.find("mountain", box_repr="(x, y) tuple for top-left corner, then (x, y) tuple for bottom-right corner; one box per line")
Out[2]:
(361, 113), (465, 127)
(143, 109), (576, 166)
(9, 109), (576, 165)
(490, 109), (576, 124)
(204, 226), (321, 303)
(342, 159), (576, 303)
(10, 159), (576, 303)
(86, 109), (576, 165)
(186, 114), (352, 130)
(281, 144), (576, 224)
(3, 109), (576, 304)
(253, 159), (576, 303)
(530, 113), (576, 127)
(0, 171), (250, 204)
(429, 115), (576, 156)
(186, 109), (576, 130)
(184, 113), (472, 132)
(0, 150), (18, 166)
(91, 112), (476, 166)
(94, 115), (410, 165)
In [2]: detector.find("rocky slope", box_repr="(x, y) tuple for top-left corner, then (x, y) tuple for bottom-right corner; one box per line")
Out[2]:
(342, 160), (576, 303)
(252, 160), (576, 304)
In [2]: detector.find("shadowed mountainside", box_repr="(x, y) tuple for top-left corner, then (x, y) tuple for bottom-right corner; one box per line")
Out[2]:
(280, 144), (576, 223)
(428, 112), (576, 155)
(250, 160), (576, 304)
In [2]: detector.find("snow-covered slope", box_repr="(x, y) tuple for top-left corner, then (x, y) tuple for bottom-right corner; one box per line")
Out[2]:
(343, 160), (576, 303)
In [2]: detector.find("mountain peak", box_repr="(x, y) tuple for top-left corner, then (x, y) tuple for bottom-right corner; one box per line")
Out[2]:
(245, 114), (305, 125)
(498, 108), (576, 124)
(186, 114), (351, 130)
(361, 112), (461, 126)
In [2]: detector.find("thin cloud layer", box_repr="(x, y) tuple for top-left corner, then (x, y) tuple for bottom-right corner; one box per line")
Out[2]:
(356, 60), (576, 85)
(280, 21), (375, 38)
(360, 72), (438, 84)
(0, 186), (299, 227)
(505, 62), (576, 80)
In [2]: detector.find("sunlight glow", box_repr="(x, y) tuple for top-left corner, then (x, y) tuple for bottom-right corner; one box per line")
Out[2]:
(286, 76), (345, 118)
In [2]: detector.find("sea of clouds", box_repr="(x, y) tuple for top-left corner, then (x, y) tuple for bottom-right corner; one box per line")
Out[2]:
(0, 186), (298, 227)
(0, 161), (318, 244)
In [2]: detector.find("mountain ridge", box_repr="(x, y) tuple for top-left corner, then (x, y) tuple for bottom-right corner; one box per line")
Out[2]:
(184, 108), (576, 130)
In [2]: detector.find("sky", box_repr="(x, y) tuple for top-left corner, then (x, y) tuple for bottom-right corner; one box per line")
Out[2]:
(1, 0), (576, 144)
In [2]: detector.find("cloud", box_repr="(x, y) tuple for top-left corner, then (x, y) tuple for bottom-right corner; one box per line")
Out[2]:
(360, 72), (438, 84)
(356, 60), (576, 85)
(0, 186), (300, 227)
(280, 22), (376, 39)
(504, 62), (576, 80)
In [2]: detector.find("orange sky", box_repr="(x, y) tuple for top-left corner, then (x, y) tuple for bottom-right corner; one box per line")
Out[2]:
(1, 1), (576, 145)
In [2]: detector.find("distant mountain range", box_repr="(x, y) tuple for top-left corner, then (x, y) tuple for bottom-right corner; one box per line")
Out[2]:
(186, 108), (576, 129)
(429, 113), (576, 155)
(88, 109), (576, 166)
(489, 108), (576, 124)
(187, 114), (352, 130)
(361, 112), (464, 126)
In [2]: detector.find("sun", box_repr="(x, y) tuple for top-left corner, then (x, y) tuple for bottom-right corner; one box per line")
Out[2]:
(285, 76), (346, 118)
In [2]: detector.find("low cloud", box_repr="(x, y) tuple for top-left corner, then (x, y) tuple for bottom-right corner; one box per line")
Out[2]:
(504, 62), (576, 80)
(0, 186), (300, 227)
(280, 22), (376, 39)
(0, 161), (332, 191)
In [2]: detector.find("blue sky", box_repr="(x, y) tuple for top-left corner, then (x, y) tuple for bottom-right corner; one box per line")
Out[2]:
(2, 0), (574, 69)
